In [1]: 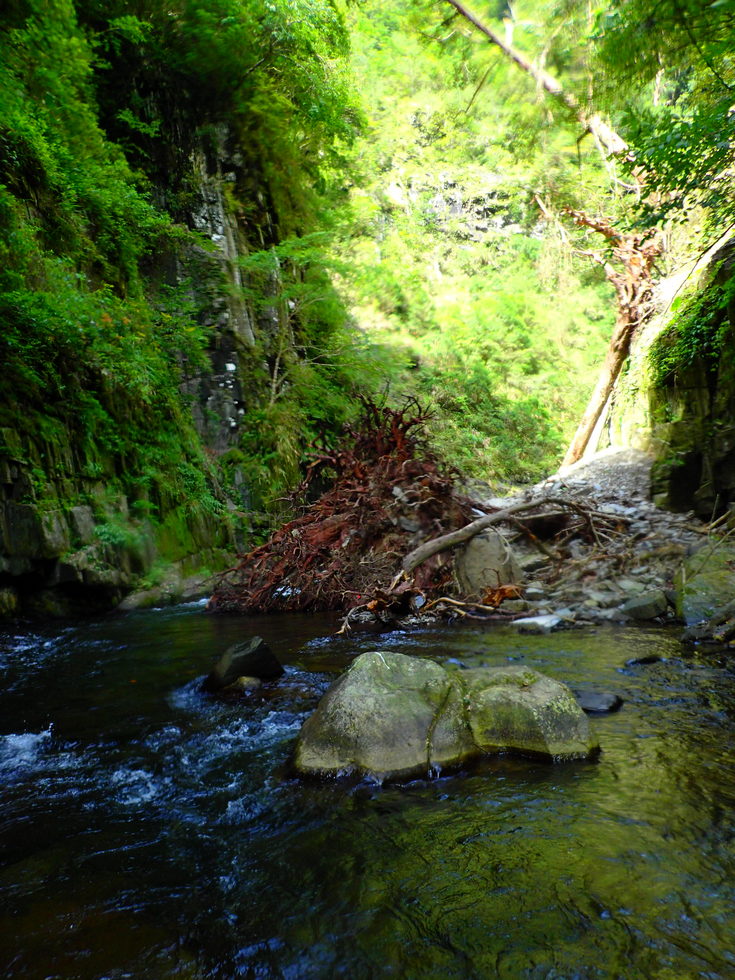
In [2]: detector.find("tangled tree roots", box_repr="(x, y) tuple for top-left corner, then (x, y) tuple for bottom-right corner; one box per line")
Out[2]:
(209, 399), (475, 616)
(209, 399), (634, 626)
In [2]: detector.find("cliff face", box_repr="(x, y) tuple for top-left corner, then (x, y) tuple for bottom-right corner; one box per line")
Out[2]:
(0, 132), (262, 618)
(648, 243), (735, 517)
(596, 237), (735, 519)
(0, 1), (361, 619)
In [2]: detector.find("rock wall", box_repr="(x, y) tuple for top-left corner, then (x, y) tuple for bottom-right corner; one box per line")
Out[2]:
(595, 236), (735, 518)
(648, 243), (735, 516)
(0, 424), (235, 618)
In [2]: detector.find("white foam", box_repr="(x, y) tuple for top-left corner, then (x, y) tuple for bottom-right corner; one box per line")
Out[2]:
(110, 767), (161, 805)
(0, 726), (53, 775)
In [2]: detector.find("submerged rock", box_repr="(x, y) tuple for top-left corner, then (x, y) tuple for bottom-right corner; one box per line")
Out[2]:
(294, 652), (598, 781)
(202, 636), (283, 693)
(625, 654), (663, 667)
(574, 691), (623, 714)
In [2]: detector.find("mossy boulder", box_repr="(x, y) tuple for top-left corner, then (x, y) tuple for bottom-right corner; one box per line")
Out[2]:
(461, 665), (598, 760)
(676, 541), (735, 625)
(294, 653), (598, 781)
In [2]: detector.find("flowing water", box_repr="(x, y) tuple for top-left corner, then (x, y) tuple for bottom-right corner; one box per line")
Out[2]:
(2, 603), (735, 979)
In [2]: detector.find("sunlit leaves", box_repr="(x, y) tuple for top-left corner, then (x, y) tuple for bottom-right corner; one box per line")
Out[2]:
(592, 0), (735, 228)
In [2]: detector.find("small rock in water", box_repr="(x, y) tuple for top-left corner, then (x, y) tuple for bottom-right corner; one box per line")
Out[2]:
(514, 614), (563, 634)
(574, 691), (623, 714)
(625, 654), (663, 667)
(222, 675), (262, 693)
(202, 636), (284, 693)
(620, 591), (669, 621)
(596, 608), (628, 623)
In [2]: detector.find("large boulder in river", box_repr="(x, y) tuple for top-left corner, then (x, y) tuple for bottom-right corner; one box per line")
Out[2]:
(294, 652), (598, 781)
(462, 666), (599, 760)
(202, 636), (283, 693)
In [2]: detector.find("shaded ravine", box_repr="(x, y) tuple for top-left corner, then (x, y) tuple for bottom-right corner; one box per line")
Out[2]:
(2, 603), (735, 978)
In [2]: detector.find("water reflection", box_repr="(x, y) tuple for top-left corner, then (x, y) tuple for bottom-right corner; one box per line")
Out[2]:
(1, 610), (735, 977)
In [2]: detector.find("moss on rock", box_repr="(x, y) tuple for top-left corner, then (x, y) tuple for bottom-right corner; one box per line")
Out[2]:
(294, 653), (599, 781)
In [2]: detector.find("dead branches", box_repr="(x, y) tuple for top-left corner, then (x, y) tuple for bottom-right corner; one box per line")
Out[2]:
(402, 494), (629, 574)
(403, 499), (550, 573)
(560, 209), (663, 466)
(208, 397), (633, 627)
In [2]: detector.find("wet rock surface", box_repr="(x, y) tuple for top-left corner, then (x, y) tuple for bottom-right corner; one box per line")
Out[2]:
(574, 691), (624, 714)
(202, 636), (284, 693)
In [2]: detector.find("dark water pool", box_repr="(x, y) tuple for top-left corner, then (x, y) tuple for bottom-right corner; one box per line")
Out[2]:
(2, 603), (735, 979)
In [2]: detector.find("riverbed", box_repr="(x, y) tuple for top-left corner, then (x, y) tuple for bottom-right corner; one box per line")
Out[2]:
(2, 603), (734, 978)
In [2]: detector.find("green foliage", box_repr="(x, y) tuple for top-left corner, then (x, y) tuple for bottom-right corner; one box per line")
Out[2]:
(78, 0), (362, 234)
(94, 519), (140, 549)
(234, 333), (385, 512)
(592, 0), (735, 229)
(337, 0), (616, 484)
(11, 0), (732, 553)
(0, 0), (366, 546)
(416, 359), (563, 482)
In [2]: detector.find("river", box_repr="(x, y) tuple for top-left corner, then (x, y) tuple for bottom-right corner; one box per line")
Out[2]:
(1, 603), (734, 978)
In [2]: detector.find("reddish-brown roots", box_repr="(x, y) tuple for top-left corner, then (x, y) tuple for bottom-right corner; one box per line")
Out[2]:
(209, 399), (475, 615)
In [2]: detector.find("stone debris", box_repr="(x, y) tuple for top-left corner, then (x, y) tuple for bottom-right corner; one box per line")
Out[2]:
(620, 591), (670, 620)
(480, 448), (712, 629)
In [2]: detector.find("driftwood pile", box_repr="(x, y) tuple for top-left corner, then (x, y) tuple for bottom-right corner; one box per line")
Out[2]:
(209, 399), (627, 627)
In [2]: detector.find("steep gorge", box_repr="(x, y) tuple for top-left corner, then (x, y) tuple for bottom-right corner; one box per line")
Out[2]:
(2, 0), (735, 621)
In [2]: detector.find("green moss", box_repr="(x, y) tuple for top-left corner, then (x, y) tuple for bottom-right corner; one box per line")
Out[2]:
(154, 507), (200, 563)
(649, 274), (735, 386)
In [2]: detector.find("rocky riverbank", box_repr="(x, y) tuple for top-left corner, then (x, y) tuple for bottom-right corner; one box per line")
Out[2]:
(481, 447), (722, 635)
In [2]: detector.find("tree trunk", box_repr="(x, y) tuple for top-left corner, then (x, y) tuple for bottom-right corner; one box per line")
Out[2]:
(560, 210), (662, 465)
(442, 1), (659, 464)
(402, 499), (545, 574)
(560, 314), (633, 467)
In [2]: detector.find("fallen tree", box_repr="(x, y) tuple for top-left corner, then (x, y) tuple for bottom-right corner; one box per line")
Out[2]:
(209, 399), (628, 626)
